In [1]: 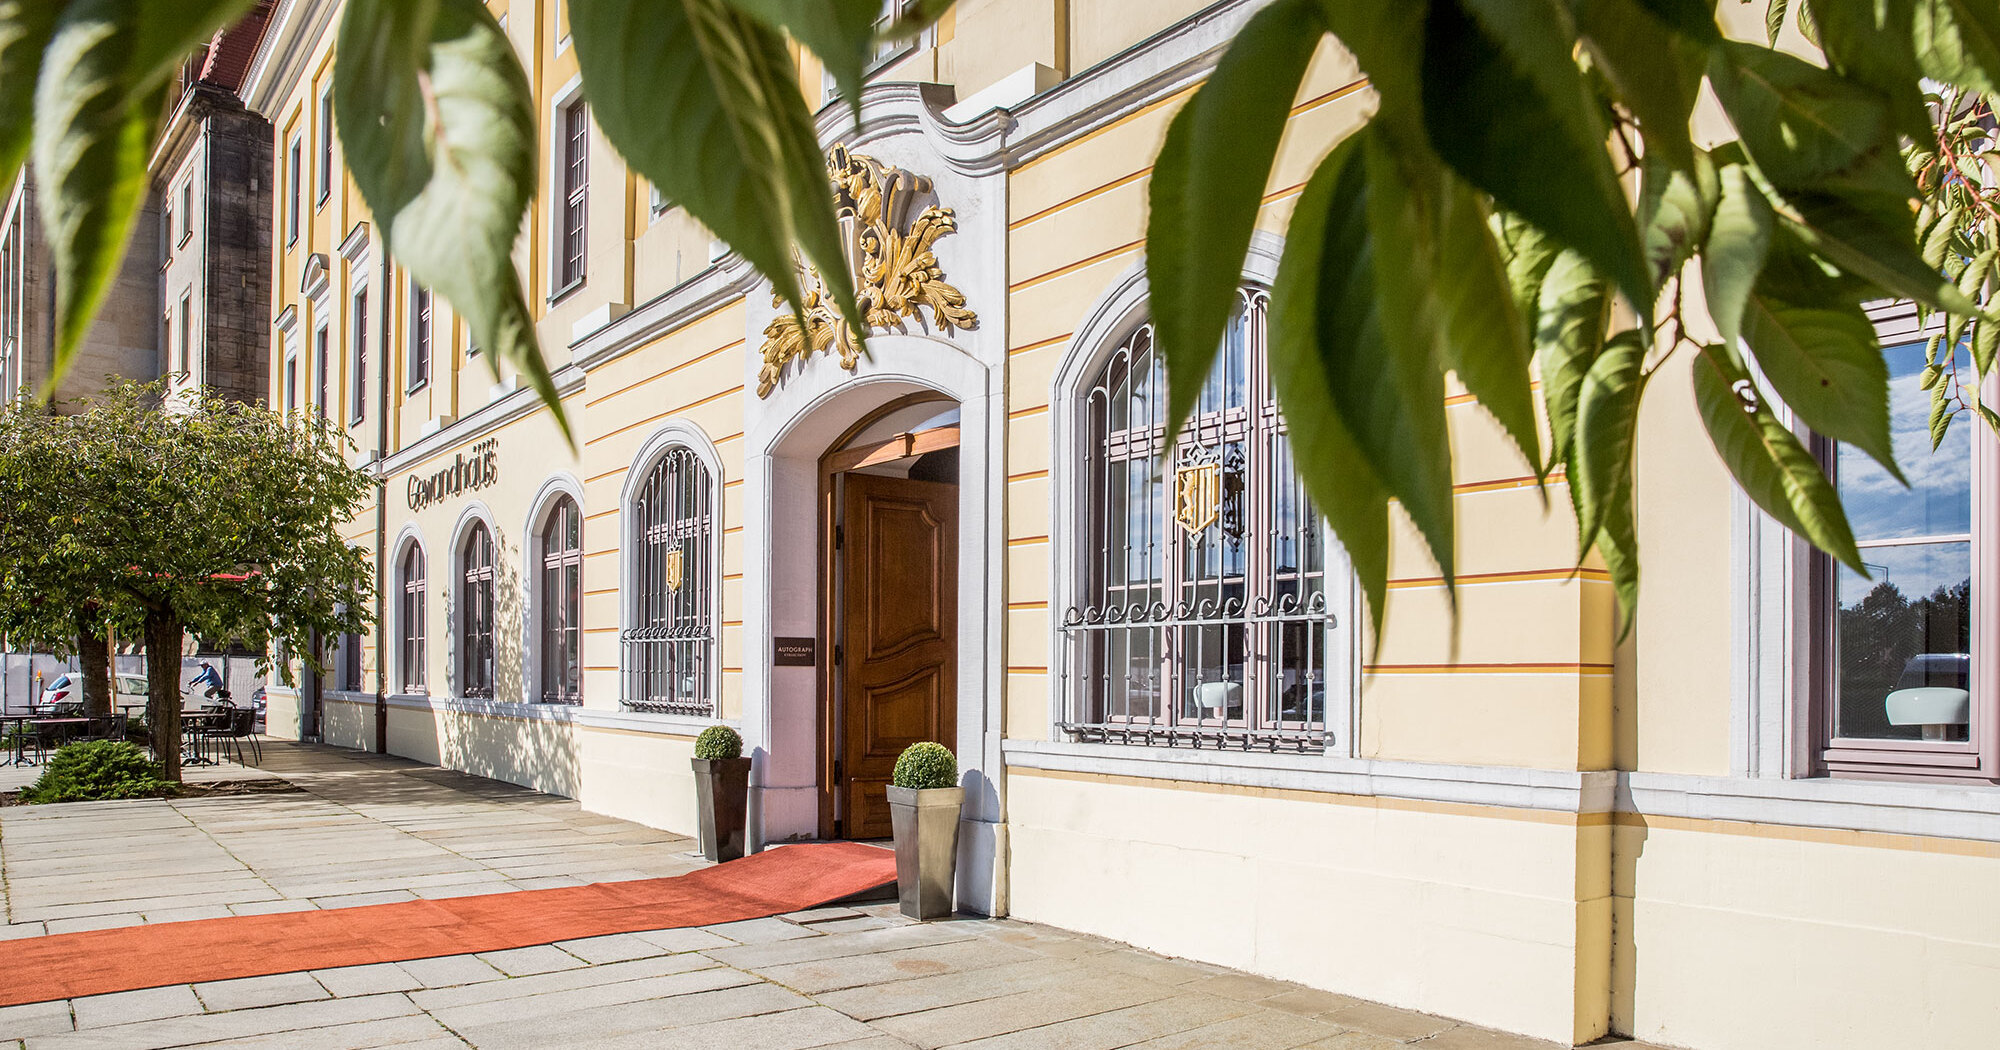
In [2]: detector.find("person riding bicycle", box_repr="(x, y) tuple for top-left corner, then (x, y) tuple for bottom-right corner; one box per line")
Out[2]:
(191, 661), (229, 702)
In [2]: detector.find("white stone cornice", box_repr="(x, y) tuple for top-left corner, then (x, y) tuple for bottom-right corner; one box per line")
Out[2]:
(242, 0), (338, 117)
(377, 362), (585, 477)
(568, 252), (759, 370)
(815, 82), (1013, 178)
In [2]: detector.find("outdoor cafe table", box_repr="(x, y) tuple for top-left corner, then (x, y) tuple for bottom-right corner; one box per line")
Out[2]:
(181, 708), (230, 766)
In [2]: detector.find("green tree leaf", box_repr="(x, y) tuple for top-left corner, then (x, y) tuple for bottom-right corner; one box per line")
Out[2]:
(1741, 290), (1900, 481)
(1421, 0), (1650, 313)
(1495, 209), (1560, 342)
(32, 2), (159, 392)
(1765, 0), (1791, 44)
(0, 0), (57, 192)
(1147, 0), (1323, 440)
(1640, 150), (1718, 292)
(1692, 343), (1863, 571)
(1435, 173), (1542, 474)
(1535, 250), (1614, 470)
(1572, 330), (1647, 554)
(334, 0), (573, 445)
(1575, 0), (1709, 173)
(1702, 161), (1773, 351)
(726, 0), (880, 116)
(1914, 0), (2000, 93)
(1707, 41), (1901, 191)
(1269, 141), (1393, 641)
(571, 0), (863, 367)
(1290, 128), (1457, 589)
(1806, 0), (1931, 140)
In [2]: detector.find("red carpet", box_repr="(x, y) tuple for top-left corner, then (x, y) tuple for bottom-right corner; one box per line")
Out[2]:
(0, 841), (895, 1007)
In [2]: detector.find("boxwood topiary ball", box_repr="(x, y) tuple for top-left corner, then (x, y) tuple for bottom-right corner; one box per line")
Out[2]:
(892, 741), (957, 790)
(693, 724), (743, 761)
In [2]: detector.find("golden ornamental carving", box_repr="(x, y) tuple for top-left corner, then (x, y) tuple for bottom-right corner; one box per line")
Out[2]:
(757, 146), (978, 397)
(1174, 461), (1222, 536)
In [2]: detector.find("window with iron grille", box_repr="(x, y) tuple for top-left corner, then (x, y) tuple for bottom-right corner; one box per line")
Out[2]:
(410, 283), (431, 391)
(399, 544), (426, 693)
(1060, 291), (1337, 753)
(622, 447), (715, 716)
(460, 521), (496, 699)
(557, 100), (589, 292)
(540, 495), (583, 704)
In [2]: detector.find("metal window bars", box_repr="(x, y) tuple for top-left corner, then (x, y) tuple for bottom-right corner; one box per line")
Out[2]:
(622, 447), (716, 716)
(1059, 292), (1334, 753)
(460, 522), (496, 699)
(540, 496), (583, 704)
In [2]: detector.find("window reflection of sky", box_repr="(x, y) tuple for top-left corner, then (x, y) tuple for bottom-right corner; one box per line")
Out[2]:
(1838, 341), (1972, 541)
(1838, 542), (1971, 615)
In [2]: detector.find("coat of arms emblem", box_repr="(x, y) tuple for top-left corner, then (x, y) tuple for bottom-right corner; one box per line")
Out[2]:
(663, 546), (685, 592)
(1174, 461), (1222, 536)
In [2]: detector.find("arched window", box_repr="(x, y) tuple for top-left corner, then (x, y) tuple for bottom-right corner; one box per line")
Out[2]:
(1060, 290), (1336, 752)
(459, 521), (495, 698)
(623, 446), (715, 715)
(398, 543), (426, 694)
(539, 495), (583, 704)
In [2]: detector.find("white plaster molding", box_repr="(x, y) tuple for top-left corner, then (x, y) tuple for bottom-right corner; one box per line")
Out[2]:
(377, 364), (585, 476)
(241, 0), (337, 117)
(383, 690), (716, 738)
(445, 500), (500, 699)
(569, 254), (759, 368)
(1004, 739), (1617, 816)
(615, 419), (727, 715)
(944, 64), (1062, 125)
(813, 82), (1013, 178)
(299, 253), (330, 301)
(338, 222), (370, 268)
(1621, 770), (2000, 843)
(544, 73), (588, 303)
(274, 303), (299, 337)
(1004, 0), (1266, 166)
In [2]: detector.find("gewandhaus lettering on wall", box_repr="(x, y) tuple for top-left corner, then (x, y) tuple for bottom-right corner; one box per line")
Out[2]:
(239, 4), (2000, 1049)
(405, 438), (498, 512)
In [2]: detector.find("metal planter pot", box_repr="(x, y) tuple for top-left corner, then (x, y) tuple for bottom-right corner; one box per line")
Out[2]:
(691, 756), (752, 862)
(887, 784), (963, 920)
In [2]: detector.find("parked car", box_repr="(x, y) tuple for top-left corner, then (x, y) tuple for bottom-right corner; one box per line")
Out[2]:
(38, 672), (149, 711)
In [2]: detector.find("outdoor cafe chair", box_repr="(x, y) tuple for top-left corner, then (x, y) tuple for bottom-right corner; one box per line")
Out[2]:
(205, 707), (262, 767)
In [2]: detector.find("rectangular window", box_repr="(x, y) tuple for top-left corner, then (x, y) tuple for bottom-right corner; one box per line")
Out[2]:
(350, 289), (367, 425)
(400, 548), (427, 694)
(286, 137), (301, 247)
(179, 182), (192, 243)
(317, 88), (333, 205)
(314, 324), (329, 417)
(409, 284), (431, 391)
(284, 353), (298, 417)
(176, 294), (192, 376)
(556, 99), (589, 292)
(1815, 329), (1993, 779)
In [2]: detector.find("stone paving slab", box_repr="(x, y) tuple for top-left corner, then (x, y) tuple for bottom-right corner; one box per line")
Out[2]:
(0, 742), (1658, 1049)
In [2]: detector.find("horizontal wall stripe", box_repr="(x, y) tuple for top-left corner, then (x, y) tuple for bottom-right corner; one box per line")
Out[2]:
(1008, 665), (1049, 674)
(584, 465), (627, 484)
(1008, 535), (1050, 547)
(584, 340), (748, 414)
(1011, 86), (1192, 177)
(1008, 600), (1049, 610)
(1008, 331), (1074, 357)
(1010, 168), (1150, 231)
(1008, 469), (1050, 482)
(1010, 240), (1142, 293)
(1363, 661), (1615, 675)
(1008, 404), (1051, 420)
(584, 386), (744, 447)
(1387, 567), (1611, 589)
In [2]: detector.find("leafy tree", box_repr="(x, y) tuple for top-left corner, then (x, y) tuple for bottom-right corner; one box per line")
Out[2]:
(3, 0), (1996, 642)
(0, 383), (374, 779)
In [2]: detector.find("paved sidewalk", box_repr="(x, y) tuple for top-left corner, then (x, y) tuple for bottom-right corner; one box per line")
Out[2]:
(0, 744), (1667, 1049)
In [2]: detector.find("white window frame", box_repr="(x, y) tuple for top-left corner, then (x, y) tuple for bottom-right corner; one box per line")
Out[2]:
(546, 75), (589, 301)
(316, 84), (334, 208)
(1047, 240), (1361, 758)
(408, 279), (432, 393)
(349, 282), (368, 427)
(522, 473), (587, 707)
(617, 421), (725, 718)
(391, 528), (428, 695)
(285, 134), (302, 248)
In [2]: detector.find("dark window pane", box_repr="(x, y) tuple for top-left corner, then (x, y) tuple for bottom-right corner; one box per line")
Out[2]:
(1833, 543), (1972, 741)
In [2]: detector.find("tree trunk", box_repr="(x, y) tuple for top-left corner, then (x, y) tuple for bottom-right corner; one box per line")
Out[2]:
(76, 624), (112, 716)
(145, 612), (184, 782)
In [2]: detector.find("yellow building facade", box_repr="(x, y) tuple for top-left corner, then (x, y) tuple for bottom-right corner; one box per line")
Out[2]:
(240, 2), (2000, 1047)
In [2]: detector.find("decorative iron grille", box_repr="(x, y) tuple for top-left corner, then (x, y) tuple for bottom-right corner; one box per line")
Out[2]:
(1059, 291), (1335, 753)
(622, 446), (715, 716)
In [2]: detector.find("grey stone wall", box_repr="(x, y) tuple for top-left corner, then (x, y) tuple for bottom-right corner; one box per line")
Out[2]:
(199, 100), (275, 405)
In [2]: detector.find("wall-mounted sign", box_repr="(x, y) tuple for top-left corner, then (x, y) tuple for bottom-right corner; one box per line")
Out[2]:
(407, 437), (498, 511)
(773, 636), (816, 667)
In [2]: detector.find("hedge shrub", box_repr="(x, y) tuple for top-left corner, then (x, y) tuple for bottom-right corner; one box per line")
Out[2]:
(693, 724), (743, 761)
(892, 742), (957, 790)
(20, 740), (175, 804)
